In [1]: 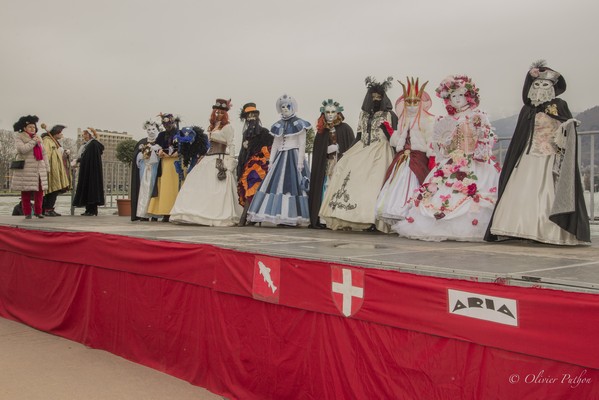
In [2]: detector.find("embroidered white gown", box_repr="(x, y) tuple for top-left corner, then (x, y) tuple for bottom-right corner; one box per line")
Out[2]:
(319, 110), (395, 232)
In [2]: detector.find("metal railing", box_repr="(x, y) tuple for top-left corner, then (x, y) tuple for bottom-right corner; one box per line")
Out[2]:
(496, 130), (598, 221)
(70, 161), (131, 214)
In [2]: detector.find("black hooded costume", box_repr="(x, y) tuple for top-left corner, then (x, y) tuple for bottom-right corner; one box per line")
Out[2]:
(73, 138), (105, 212)
(308, 113), (355, 228)
(484, 66), (590, 243)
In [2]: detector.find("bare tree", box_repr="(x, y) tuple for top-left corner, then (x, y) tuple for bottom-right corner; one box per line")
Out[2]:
(61, 137), (78, 160)
(0, 130), (16, 190)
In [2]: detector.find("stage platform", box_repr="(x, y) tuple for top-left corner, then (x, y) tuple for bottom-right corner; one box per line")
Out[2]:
(1, 215), (598, 294)
(1, 216), (599, 399)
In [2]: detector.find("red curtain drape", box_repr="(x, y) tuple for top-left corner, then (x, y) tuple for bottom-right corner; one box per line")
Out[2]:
(0, 226), (597, 399)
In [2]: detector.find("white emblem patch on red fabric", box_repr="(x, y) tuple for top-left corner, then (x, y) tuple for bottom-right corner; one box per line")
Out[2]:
(331, 265), (364, 317)
(252, 256), (280, 303)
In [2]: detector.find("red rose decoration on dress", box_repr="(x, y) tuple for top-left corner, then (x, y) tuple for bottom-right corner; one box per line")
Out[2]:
(472, 219), (478, 226)
(434, 212), (446, 220)
(434, 169), (445, 177)
(455, 171), (467, 181)
(467, 183), (477, 196)
(406, 217), (414, 223)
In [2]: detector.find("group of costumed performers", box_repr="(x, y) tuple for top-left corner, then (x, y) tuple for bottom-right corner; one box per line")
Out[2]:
(395, 75), (501, 241)
(319, 77), (397, 233)
(375, 78), (435, 225)
(170, 99), (241, 226)
(485, 61), (590, 244)
(247, 94), (312, 226)
(308, 99), (355, 228)
(236, 103), (274, 226)
(119, 64), (590, 246)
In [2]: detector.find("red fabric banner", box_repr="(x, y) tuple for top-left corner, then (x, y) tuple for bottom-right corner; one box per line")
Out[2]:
(0, 226), (598, 399)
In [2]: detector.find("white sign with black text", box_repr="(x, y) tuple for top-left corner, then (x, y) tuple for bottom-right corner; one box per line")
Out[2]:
(448, 289), (518, 326)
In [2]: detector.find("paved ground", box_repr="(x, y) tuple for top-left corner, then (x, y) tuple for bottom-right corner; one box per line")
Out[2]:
(0, 317), (223, 400)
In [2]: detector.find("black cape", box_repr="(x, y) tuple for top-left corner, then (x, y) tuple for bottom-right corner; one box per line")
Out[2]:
(308, 122), (355, 227)
(73, 139), (105, 207)
(130, 138), (147, 221)
(236, 122), (273, 178)
(484, 98), (590, 242)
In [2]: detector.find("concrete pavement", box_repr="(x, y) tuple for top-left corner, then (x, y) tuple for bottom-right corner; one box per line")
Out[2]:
(0, 317), (223, 400)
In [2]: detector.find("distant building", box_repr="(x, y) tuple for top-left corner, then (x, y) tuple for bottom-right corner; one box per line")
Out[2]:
(76, 128), (133, 194)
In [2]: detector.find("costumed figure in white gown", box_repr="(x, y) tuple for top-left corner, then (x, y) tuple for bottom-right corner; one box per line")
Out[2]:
(135, 120), (162, 219)
(376, 77), (435, 226)
(247, 94), (311, 226)
(485, 61), (590, 245)
(319, 76), (397, 232)
(170, 99), (241, 226)
(396, 75), (501, 241)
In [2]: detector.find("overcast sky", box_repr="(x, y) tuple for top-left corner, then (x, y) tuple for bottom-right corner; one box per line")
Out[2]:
(1, 0), (598, 148)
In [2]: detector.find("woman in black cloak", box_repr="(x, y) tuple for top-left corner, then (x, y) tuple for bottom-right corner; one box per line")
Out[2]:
(485, 61), (590, 244)
(73, 128), (104, 216)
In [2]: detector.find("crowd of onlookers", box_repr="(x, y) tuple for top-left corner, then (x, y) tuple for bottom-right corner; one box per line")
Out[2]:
(10, 115), (104, 217)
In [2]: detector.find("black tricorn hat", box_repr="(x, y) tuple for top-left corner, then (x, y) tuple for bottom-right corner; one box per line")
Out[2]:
(240, 102), (260, 120)
(50, 124), (67, 135)
(13, 115), (39, 132)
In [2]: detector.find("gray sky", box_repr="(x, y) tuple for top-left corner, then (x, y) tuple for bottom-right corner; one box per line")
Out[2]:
(1, 0), (598, 148)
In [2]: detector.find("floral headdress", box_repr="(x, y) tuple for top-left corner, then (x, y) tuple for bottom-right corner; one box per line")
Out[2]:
(435, 75), (480, 115)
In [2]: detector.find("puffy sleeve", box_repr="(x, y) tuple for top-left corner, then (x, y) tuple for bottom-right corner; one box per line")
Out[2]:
(211, 124), (235, 146)
(471, 110), (496, 162)
(432, 115), (456, 159)
(420, 115), (436, 157)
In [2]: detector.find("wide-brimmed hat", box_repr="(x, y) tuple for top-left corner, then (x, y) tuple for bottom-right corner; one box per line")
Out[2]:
(240, 102), (260, 119)
(526, 61), (566, 97)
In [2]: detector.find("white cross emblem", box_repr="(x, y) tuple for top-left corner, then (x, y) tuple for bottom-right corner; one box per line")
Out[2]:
(332, 268), (364, 317)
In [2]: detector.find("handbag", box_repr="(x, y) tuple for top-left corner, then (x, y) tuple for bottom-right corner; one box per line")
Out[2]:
(215, 157), (227, 181)
(10, 160), (25, 170)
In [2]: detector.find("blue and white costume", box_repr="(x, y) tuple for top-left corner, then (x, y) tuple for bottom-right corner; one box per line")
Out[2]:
(248, 95), (311, 226)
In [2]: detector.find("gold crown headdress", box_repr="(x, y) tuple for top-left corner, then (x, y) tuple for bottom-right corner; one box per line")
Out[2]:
(399, 77), (428, 102)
